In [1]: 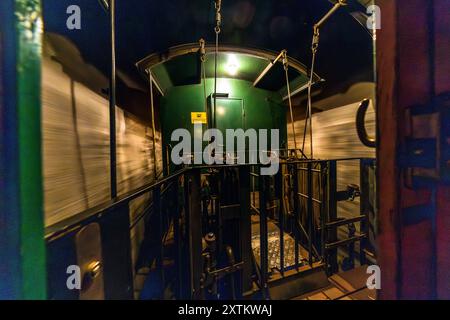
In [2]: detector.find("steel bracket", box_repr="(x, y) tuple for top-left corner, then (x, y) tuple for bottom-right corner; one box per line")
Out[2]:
(400, 92), (450, 188)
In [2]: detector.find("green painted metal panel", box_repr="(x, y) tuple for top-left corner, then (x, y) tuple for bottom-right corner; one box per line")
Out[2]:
(160, 78), (287, 172)
(215, 98), (244, 148)
(164, 52), (201, 86)
(0, 0), (46, 299)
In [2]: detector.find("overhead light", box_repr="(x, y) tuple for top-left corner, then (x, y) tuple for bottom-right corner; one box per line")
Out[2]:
(226, 54), (239, 76)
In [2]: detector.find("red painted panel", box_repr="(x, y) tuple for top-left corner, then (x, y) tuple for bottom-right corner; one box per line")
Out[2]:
(397, 0), (431, 108)
(436, 187), (450, 299)
(396, 0), (434, 299)
(434, 0), (450, 96)
(435, 0), (450, 300)
(376, 0), (401, 300)
(401, 220), (434, 299)
(376, 0), (448, 299)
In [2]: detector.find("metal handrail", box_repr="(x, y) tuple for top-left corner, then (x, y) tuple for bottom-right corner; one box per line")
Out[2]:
(45, 167), (189, 239)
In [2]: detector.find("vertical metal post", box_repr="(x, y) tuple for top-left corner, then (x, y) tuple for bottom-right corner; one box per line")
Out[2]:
(187, 169), (203, 299)
(307, 162), (314, 266)
(166, 145), (170, 176)
(277, 165), (285, 276)
(259, 174), (269, 297)
(174, 178), (183, 298)
(109, 0), (117, 198)
(153, 187), (164, 297)
(239, 166), (253, 295)
(359, 159), (369, 265)
(149, 71), (158, 180)
(184, 174), (192, 298)
(320, 162), (327, 262)
(327, 161), (338, 273)
(252, 166), (256, 207)
(292, 164), (300, 270)
(215, 171), (223, 255)
(0, 0), (46, 299)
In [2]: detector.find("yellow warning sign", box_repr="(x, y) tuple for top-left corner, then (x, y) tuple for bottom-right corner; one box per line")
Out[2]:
(191, 112), (207, 124)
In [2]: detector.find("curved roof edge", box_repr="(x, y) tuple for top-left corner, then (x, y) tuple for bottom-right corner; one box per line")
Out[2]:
(136, 43), (321, 84)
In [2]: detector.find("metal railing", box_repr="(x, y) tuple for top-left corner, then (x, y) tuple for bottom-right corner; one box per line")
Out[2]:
(46, 158), (376, 300)
(249, 158), (376, 292)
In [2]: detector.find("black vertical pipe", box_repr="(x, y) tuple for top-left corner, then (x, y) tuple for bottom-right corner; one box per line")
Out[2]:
(327, 161), (338, 273)
(292, 164), (300, 270)
(153, 187), (164, 297)
(109, 0), (117, 198)
(180, 174), (194, 299)
(187, 170), (203, 299)
(239, 166), (253, 295)
(252, 167), (256, 206)
(216, 172), (222, 255)
(149, 72), (158, 180)
(174, 178), (183, 298)
(359, 159), (370, 265)
(320, 162), (326, 262)
(259, 174), (268, 298)
(277, 165), (285, 276)
(307, 162), (313, 266)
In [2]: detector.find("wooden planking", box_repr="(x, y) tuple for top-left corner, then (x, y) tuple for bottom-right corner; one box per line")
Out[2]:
(375, 0), (400, 300)
(377, 0), (434, 299)
(377, 0), (449, 299)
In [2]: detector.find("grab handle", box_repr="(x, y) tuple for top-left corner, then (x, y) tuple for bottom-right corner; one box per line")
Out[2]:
(356, 99), (376, 148)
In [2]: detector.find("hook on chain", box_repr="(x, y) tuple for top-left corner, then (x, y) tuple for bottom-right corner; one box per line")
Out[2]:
(312, 27), (320, 54)
(199, 38), (206, 62)
(282, 50), (289, 71)
(215, 0), (222, 34)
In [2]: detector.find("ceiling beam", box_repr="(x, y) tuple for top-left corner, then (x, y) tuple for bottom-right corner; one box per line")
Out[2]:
(252, 50), (286, 87)
(282, 79), (325, 101)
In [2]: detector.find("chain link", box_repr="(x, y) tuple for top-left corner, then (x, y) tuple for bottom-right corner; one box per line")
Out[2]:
(283, 51), (300, 159)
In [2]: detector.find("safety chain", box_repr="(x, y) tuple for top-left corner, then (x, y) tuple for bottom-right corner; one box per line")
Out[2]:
(215, 0), (222, 34)
(199, 38), (211, 147)
(302, 27), (320, 159)
(282, 50), (300, 159)
(312, 27), (320, 54)
(213, 0), (222, 130)
(199, 38), (208, 113)
(282, 50), (288, 71)
(199, 38), (206, 62)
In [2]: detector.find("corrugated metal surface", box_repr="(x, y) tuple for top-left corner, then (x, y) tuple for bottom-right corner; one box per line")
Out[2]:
(42, 37), (162, 227)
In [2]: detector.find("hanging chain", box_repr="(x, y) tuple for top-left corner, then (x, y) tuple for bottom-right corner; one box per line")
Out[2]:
(283, 50), (300, 159)
(199, 38), (208, 114)
(213, 0), (222, 129)
(199, 38), (213, 161)
(214, 0), (222, 34)
(302, 27), (319, 159)
(148, 70), (158, 180)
